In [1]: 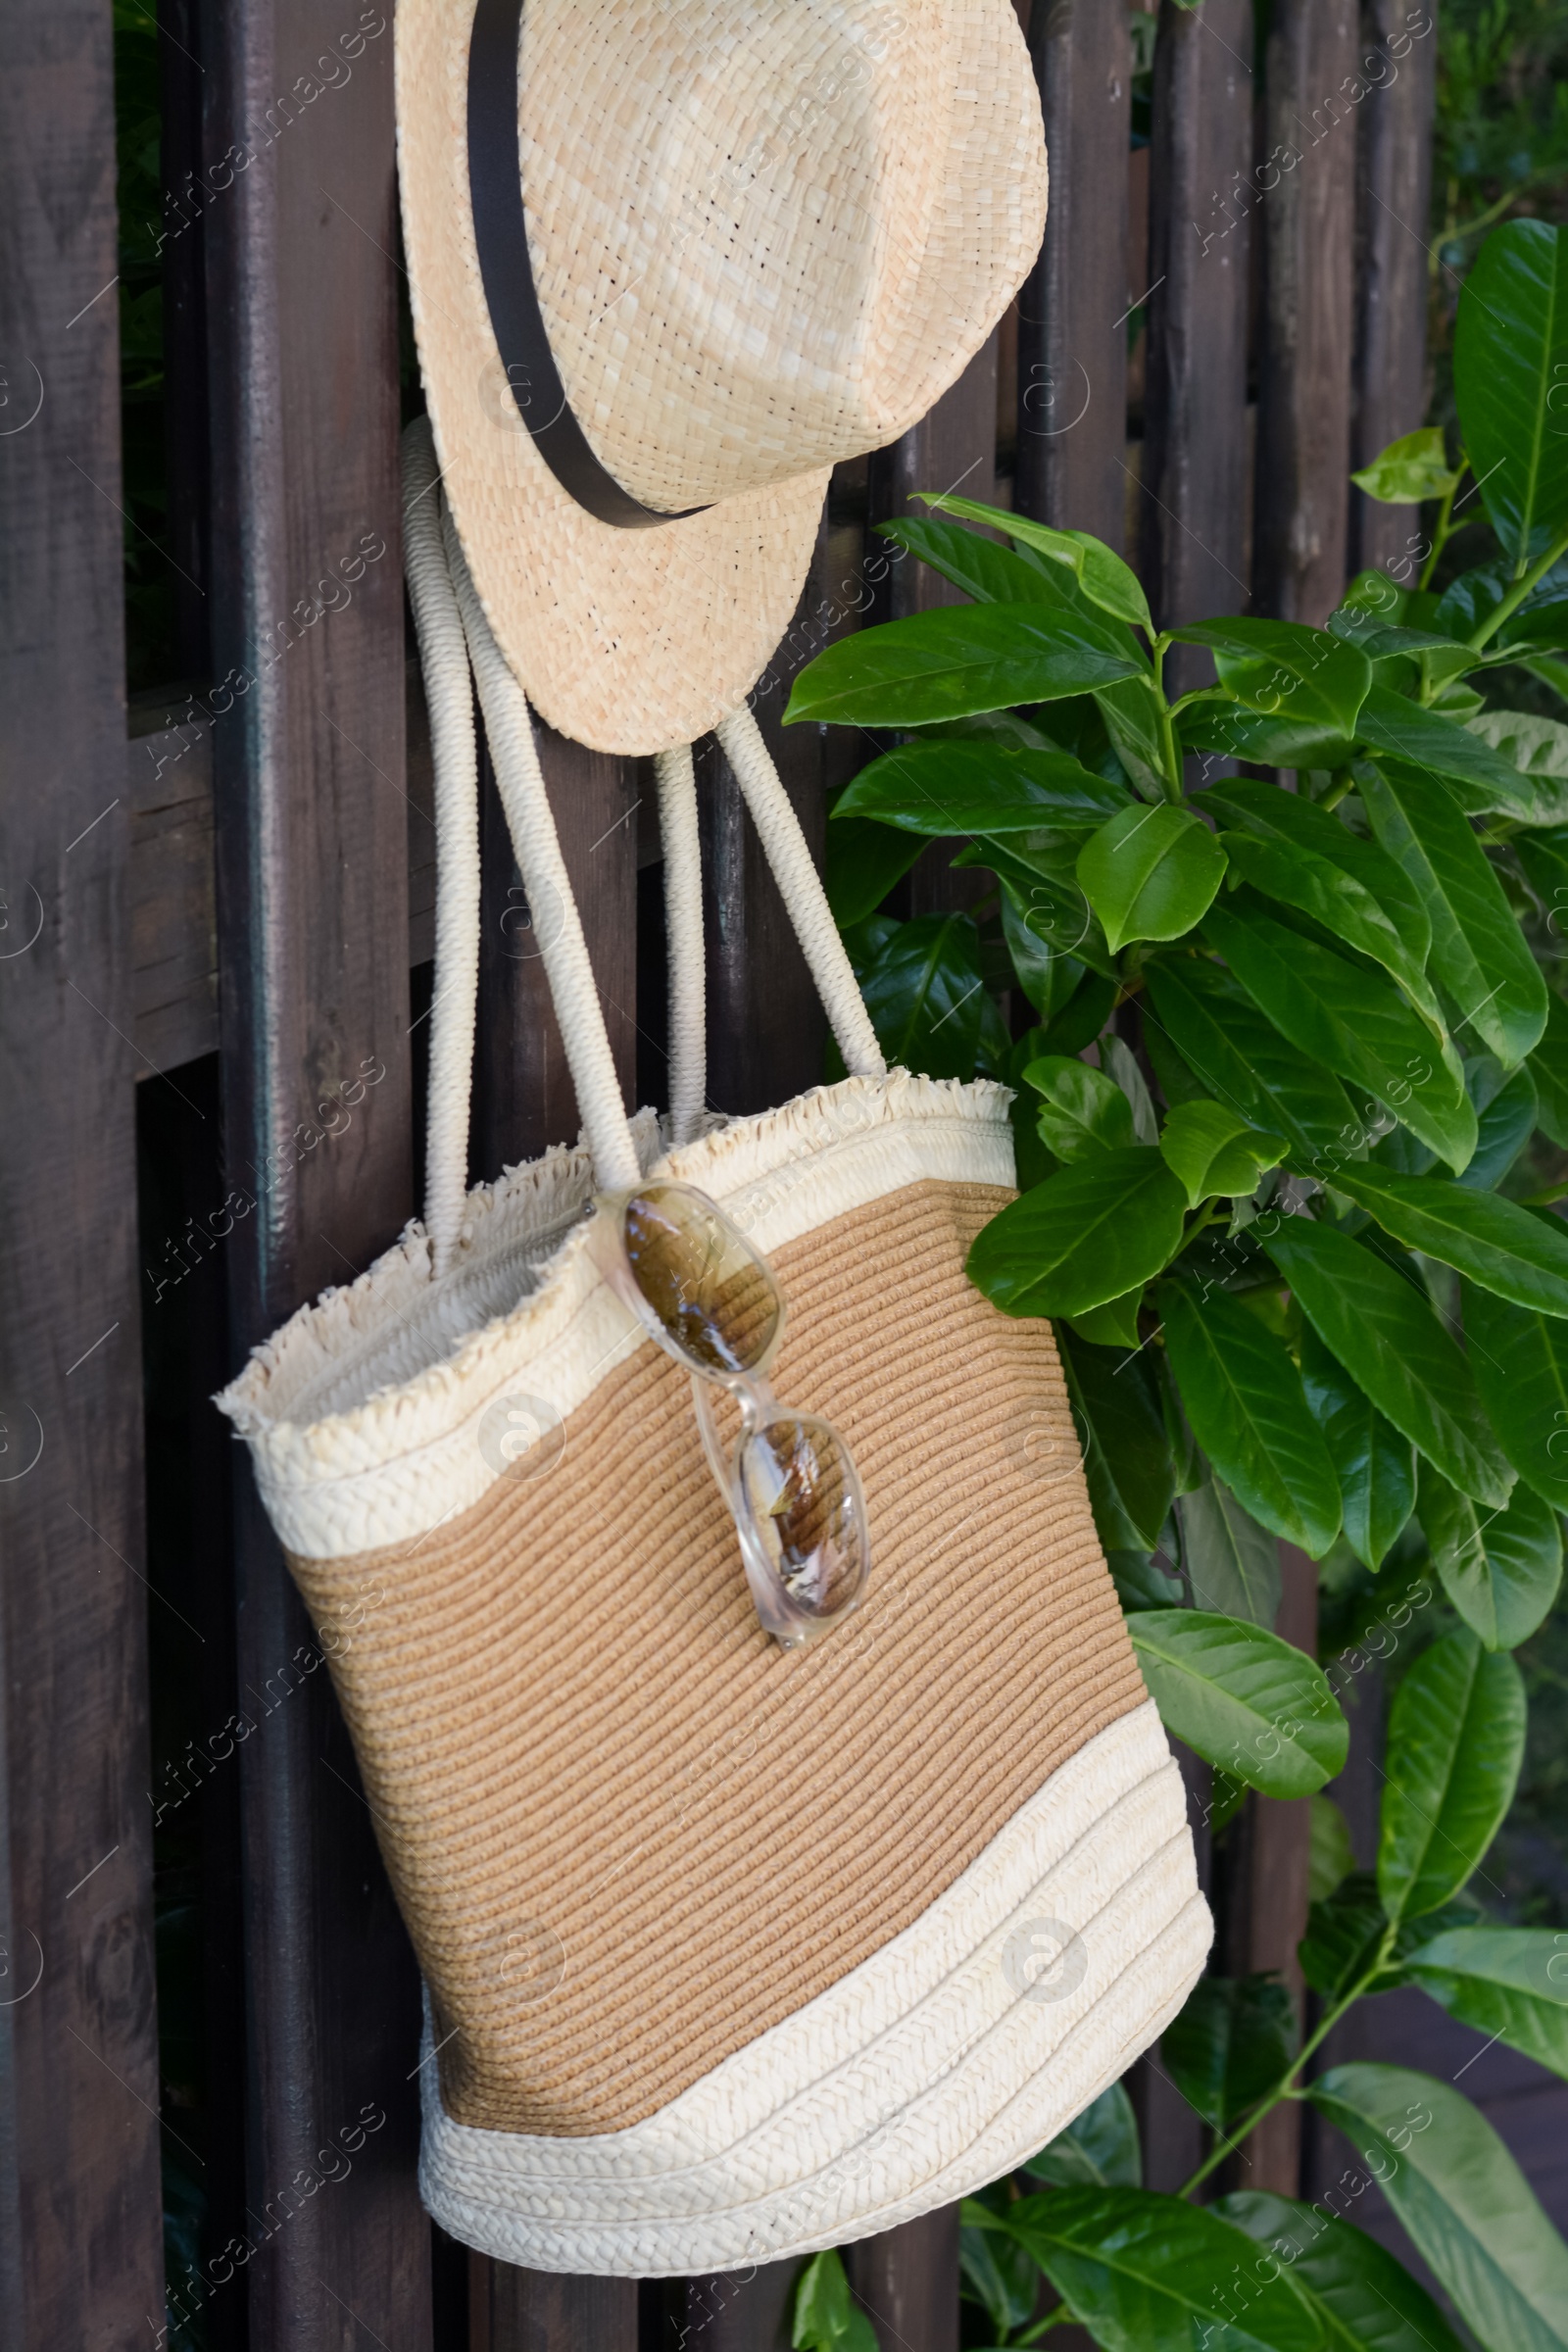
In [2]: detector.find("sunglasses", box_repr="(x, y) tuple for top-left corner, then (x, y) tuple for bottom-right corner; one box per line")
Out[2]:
(595, 1181), (869, 1647)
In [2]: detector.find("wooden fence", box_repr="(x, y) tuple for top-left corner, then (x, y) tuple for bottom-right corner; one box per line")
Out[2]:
(0, 1), (1438, 2345)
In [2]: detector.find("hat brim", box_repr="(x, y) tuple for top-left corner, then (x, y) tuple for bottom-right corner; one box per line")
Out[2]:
(397, 2), (831, 758)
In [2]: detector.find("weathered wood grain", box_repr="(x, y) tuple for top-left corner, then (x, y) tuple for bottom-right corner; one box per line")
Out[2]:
(1016, 0), (1133, 549)
(0, 3), (165, 2341)
(199, 1), (430, 2341)
(1351, 0), (1438, 576)
(846, 2208), (961, 2352)
(1143, 0), (1256, 635)
(1254, 0), (1361, 622)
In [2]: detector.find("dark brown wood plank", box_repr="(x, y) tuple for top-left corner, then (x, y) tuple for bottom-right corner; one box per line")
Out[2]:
(0, 2), (165, 2340)
(129, 710), (218, 1071)
(1016, 0), (1133, 549)
(846, 2209), (960, 2352)
(1254, 0), (1361, 623)
(469, 725), (641, 1176)
(199, 1), (430, 2341)
(1142, 0), (1256, 634)
(471, 2259), (637, 2351)
(1350, 0), (1438, 576)
(655, 2260), (802, 2350)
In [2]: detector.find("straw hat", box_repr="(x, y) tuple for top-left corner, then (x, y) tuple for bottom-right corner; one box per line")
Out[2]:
(396, 0), (1049, 756)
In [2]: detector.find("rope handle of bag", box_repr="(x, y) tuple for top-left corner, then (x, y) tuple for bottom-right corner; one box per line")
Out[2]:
(401, 418), (886, 1275)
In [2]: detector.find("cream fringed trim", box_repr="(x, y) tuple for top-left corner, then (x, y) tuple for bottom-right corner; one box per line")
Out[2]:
(417, 1704), (1212, 2275)
(215, 1073), (1015, 1560)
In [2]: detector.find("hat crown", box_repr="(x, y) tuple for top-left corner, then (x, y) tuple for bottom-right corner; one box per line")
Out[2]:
(516, 0), (1048, 511)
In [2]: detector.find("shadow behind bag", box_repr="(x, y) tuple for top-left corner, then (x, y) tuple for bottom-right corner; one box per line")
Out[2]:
(217, 424), (1210, 2275)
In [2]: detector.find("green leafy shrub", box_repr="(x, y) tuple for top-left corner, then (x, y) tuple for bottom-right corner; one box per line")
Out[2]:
(785, 217), (1568, 2350)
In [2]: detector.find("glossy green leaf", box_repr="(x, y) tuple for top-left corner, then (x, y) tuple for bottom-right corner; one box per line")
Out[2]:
(1464, 1059), (1539, 1190)
(959, 831), (1116, 977)
(1308, 1795), (1357, 1906)
(858, 912), (987, 1081)
(998, 2186), (1323, 2352)
(792, 2250), (878, 2352)
(1077, 803), (1226, 952)
(1144, 957), (1363, 1167)
(1218, 830), (1442, 1031)
(1259, 1213), (1515, 1507)
(1407, 1927), (1568, 2082)
(1159, 1101), (1284, 1208)
(1027, 969), (1117, 1059)
(1309, 2060), (1568, 2352)
(1332, 1162), (1568, 1317)
(1464, 1278), (1568, 1509)
(1179, 696), (1358, 771)
(1127, 1609), (1348, 1797)
(1300, 1872), (1397, 2000)
(783, 603), (1145, 728)
(1000, 887), (1078, 1017)
(1380, 1629), (1526, 1919)
(958, 2215), (1039, 2343)
(1180, 1478), (1282, 1626)
(967, 1149), (1188, 1319)
(1170, 619), (1373, 738)
(1059, 1332), (1175, 1553)
(1452, 216), (1568, 570)
(1198, 777), (1434, 965)
(1415, 1462), (1563, 1650)
(1530, 988), (1568, 1145)
(1467, 708), (1568, 822)
(1360, 760), (1548, 1066)
(876, 514), (1085, 612)
(1298, 1323), (1415, 1572)
(1024, 1054), (1137, 1161)
(918, 492), (1155, 632)
(1065, 1290), (1145, 1348)
(834, 741), (1134, 833)
(1202, 893), (1477, 1172)
(1353, 685), (1548, 817)
(1163, 1975), (1297, 2132)
(1094, 674), (1172, 799)
(823, 814), (923, 927)
(1162, 1280), (1341, 1556)
(1215, 2191), (1470, 2352)
(1021, 2082), (1142, 2188)
(1351, 424), (1462, 506)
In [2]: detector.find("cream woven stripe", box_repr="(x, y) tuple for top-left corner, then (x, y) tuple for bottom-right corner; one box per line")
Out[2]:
(417, 1702), (1210, 2274)
(654, 743), (705, 1146)
(221, 1076), (1013, 1557)
(716, 705), (886, 1081)
(403, 419), (481, 1277)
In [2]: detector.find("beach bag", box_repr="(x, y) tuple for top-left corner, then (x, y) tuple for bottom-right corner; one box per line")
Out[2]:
(216, 0), (1210, 2274)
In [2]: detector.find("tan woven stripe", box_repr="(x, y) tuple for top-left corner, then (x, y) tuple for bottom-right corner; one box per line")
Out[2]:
(287, 1179), (1147, 2135)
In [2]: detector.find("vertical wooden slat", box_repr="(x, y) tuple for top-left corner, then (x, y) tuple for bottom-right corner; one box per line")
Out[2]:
(200, 2), (430, 2342)
(1016, 0), (1133, 549)
(846, 2210), (961, 2352)
(1142, 0), (1256, 633)
(1254, 0), (1361, 623)
(0, 6), (165, 2340)
(868, 343), (1001, 922)
(657, 2258), (802, 2351)
(1350, 0), (1438, 576)
(469, 727), (641, 1175)
(471, 2258), (638, 2350)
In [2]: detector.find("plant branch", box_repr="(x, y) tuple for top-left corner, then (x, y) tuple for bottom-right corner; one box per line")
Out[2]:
(1472, 525), (1568, 639)
(1418, 459), (1468, 593)
(1150, 634), (1185, 804)
(1178, 1922), (1398, 2197)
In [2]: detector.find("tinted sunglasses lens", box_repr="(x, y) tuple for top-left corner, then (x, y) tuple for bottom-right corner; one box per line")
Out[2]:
(622, 1183), (780, 1376)
(737, 1413), (867, 1623)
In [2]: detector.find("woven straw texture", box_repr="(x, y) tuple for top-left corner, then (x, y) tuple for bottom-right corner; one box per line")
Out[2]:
(417, 1701), (1210, 2275)
(395, 0), (1048, 752)
(284, 1178), (1147, 2137)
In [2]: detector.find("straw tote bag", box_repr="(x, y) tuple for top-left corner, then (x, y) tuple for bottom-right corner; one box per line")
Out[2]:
(217, 420), (1211, 2275)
